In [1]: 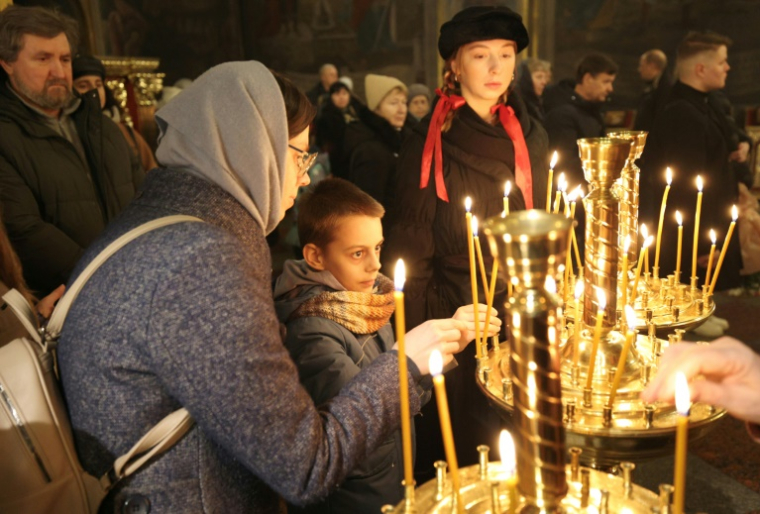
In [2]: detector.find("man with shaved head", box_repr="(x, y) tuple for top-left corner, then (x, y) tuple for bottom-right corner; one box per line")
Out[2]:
(640, 32), (752, 334)
(634, 48), (671, 131)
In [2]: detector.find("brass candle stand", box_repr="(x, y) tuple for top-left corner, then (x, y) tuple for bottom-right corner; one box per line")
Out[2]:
(477, 138), (725, 470)
(386, 210), (661, 512)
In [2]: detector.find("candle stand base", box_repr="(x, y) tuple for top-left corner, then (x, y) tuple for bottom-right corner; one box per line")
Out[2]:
(385, 458), (660, 513)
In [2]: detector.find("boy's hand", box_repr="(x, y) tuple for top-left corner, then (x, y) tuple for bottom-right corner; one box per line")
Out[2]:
(452, 304), (501, 352)
(396, 319), (468, 375)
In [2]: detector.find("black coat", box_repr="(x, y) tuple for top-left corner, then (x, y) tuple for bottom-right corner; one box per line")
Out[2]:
(515, 61), (544, 124)
(344, 106), (411, 210)
(634, 68), (672, 133)
(315, 99), (360, 179)
(640, 81), (744, 290)
(382, 94), (549, 473)
(0, 85), (144, 295)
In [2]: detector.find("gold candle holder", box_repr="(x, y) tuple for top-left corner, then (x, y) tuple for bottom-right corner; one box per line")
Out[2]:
(608, 131), (647, 272)
(484, 210), (572, 509)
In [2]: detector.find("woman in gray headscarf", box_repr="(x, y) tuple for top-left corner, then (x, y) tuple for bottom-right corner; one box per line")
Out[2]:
(58, 62), (467, 513)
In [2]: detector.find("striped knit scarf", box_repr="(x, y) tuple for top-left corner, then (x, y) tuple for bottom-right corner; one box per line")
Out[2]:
(290, 274), (395, 334)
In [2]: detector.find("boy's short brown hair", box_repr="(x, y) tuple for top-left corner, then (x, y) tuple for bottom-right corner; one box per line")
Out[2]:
(298, 178), (385, 248)
(677, 31), (732, 63)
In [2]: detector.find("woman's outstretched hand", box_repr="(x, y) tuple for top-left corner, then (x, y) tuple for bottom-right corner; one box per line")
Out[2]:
(452, 303), (501, 352)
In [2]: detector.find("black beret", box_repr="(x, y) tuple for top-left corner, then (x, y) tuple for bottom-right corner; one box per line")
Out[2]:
(329, 81), (350, 95)
(438, 6), (529, 60)
(72, 54), (105, 80)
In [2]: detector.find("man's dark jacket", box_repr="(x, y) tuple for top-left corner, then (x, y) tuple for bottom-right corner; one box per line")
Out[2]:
(640, 81), (749, 290)
(633, 68), (672, 133)
(0, 85), (144, 295)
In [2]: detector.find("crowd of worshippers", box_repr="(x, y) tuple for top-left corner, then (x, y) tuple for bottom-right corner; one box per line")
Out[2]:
(0, 4), (758, 514)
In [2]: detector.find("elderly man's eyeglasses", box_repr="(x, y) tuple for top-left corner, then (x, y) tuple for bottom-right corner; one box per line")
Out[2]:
(289, 144), (318, 179)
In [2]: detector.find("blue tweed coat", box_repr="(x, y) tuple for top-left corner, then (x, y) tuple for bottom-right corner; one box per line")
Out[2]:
(58, 168), (423, 513)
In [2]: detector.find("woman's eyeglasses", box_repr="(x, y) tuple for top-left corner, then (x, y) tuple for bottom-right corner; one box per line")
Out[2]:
(289, 144), (318, 179)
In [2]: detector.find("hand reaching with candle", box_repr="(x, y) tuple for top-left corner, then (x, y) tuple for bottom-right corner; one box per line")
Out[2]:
(641, 337), (760, 424)
(396, 319), (469, 375)
(452, 303), (502, 351)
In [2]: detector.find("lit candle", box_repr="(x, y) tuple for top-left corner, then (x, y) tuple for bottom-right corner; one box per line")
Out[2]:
(504, 181), (511, 215)
(585, 288), (607, 389)
(546, 151), (558, 212)
(573, 280), (584, 366)
(607, 305), (636, 407)
(621, 235), (631, 309)
(709, 206), (738, 295)
(630, 236), (653, 306)
(641, 224), (650, 275)
(675, 211), (683, 280)
(553, 172), (566, 214)
(692, 175), (703, 282)
(393, 260), (414, 489)
(500, 430), (518, 514)
(465, 198), (482, 359)
(473, 217), (489, 350)
(430, 350), (462, 511)
(673, 372), (691, 514)
(654, 167), (673, 275)
(705, 229), (717, 287)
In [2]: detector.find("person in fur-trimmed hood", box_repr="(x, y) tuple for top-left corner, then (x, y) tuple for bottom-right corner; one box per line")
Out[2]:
(381, 4), (550, 477)
(343, 74), (413, 212)
(275, 178), (499, 514)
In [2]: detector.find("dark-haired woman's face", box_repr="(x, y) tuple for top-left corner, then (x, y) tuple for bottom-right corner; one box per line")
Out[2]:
(331, 89), (350, 109)
(452, 39), (516, 105)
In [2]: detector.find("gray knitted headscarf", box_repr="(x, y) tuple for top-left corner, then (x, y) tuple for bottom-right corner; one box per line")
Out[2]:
(155, 61), (288, 235)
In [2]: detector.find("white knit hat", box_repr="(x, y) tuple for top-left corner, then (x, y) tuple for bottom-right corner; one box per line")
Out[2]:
(365, 74), (407, 111)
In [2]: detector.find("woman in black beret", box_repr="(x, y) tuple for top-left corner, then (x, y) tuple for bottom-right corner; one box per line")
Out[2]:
(383, 5), (550, 476)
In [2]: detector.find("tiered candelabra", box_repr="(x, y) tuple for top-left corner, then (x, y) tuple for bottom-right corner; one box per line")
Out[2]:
(476, 136), (725, 469)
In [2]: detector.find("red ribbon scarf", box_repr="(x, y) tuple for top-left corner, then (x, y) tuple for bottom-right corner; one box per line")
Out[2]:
(491, 103), (533, 210)
(420, 89), (466, 202)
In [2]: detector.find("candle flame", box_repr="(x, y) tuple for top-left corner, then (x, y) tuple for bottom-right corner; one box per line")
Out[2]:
(644, 235), (654, 248)
(624, 304), (637, 332)
(696, 175), (703, 192)
(569, 185), (583, 202)
(465, 196), (472, 213)
(505, 181), (512, 197)
(732, 205), (738, 221)
(710, 229), (716, 244)
(640, 224), (648, 239)
(666, 167), (673, 185)
(545, 276), (557, 294)
(394, 259), (406, 291)
(675, 371), (691, 416)
(676, 210), (683, 226)
(429, 349), (443, 377)
(550, 151), (558, 169)
(596, 288), (607, 311)
(574, 280), (584, 299)
(472, 215), (479, 237)
(499, 430), (516, 476)
(624, 234), (631, 252)
(558, 173), (567, 192)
